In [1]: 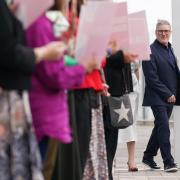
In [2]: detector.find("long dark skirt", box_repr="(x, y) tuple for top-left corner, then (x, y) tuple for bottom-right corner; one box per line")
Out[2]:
(51, 90), (83, 180)
(52, 90), (108, 180)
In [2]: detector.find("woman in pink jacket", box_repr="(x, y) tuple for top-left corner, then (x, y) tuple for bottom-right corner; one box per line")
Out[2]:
(25, 0), (96, 168)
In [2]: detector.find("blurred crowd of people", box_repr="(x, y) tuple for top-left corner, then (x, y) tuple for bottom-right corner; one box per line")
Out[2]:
(1, 0), (180, 180)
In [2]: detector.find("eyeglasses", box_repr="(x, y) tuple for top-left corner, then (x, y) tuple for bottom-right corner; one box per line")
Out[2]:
(157, 30), (171, 34)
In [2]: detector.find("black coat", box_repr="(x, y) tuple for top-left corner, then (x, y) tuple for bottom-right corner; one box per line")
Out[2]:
(0, 0), (35, 90)
(104, 50), (133, 97)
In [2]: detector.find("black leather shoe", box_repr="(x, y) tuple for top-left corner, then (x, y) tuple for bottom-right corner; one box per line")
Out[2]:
(142, 158), (161, 169)
(164, 163), (178, 172)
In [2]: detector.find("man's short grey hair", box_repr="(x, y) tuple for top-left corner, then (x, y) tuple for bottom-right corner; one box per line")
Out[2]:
(156, 19), (171, 30)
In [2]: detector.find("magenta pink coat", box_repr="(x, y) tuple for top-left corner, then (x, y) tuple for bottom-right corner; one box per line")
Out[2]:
(26, 15), (85, 143)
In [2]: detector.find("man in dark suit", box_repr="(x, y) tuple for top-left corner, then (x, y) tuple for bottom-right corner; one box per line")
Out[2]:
(142, 19), (180, 172)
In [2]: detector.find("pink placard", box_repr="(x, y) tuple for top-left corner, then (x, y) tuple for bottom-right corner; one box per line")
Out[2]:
(128, 11), (151, 60)
(75, 2), (116, 65)
(15, 0), (54, 29)
(109, 2), (129, 50)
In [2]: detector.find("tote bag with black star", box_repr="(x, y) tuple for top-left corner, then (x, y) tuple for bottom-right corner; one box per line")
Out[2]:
(108, 67), (133, 129)
(108, 94), (133, 129)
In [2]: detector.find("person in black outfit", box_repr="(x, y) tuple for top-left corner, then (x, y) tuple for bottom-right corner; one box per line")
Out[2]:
(103, 40), (138, 180)
(0, 0), (66, 179)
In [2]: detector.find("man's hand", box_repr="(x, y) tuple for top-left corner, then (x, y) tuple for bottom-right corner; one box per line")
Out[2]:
(167, 95), (176, 103)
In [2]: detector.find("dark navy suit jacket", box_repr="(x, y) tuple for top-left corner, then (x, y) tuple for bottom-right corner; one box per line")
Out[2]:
(142, 39), (180, 106)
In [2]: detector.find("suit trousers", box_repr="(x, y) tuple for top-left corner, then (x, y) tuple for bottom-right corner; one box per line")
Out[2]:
(144, 105), (174, 166)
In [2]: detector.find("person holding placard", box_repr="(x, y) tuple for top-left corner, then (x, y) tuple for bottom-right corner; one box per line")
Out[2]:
(25, 0), (98, 179)
(103, 40), (138, 180)
(0, 0), (69, 179)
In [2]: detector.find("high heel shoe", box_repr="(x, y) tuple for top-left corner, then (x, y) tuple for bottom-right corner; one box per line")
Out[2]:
(127, 162), (138, 172)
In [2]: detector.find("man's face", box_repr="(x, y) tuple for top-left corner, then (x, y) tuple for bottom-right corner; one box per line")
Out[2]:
(155, 24), (171, 46)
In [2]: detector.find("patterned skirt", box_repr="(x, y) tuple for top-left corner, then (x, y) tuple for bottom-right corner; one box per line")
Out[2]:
(0, 89), (43, 180)
(83, 97), (108, 180)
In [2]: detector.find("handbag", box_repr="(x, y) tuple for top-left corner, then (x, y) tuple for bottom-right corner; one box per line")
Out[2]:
(108, 68), (133, 129)
(108, 94), (133, 129)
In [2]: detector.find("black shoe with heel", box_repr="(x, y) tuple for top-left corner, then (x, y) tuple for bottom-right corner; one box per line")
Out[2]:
(127, 162), (138, 172)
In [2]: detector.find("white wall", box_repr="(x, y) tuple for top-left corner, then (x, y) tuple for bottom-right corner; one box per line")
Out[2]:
(172, 0), (180, 65)
(172, 0), (180, 167)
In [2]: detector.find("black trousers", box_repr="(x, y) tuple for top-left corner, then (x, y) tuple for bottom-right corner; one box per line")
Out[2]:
(103, 102), (118, 180)
(105, 128), (118, 180)
(144, 105), (174, 166)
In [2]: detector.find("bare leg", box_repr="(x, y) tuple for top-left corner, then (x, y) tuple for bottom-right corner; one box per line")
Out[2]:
(127, 141), (138, 171)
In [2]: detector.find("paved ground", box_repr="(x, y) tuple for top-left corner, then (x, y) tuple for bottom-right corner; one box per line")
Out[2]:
(113, 123), (180, 180)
